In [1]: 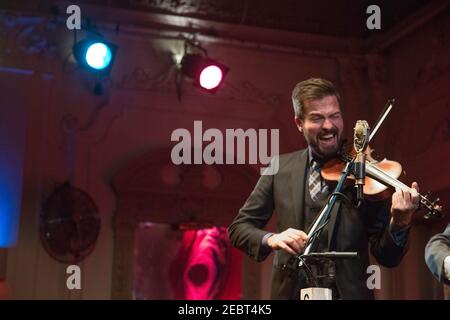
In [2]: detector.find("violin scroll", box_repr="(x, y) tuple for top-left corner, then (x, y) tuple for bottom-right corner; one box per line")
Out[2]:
(420, 193), (443, 219)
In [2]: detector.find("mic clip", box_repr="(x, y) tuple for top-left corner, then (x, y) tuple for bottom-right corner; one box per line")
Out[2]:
(353, 120), (370, 203)
(354, 152), (366, 202)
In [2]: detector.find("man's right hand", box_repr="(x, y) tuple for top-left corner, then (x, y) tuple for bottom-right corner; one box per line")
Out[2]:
(267, 228), (308, 255)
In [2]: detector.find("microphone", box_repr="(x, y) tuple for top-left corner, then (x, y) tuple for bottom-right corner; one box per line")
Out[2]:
(353, 120), (370, 202)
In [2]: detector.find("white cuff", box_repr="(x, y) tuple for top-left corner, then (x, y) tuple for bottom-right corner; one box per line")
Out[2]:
(444, 255), (450, 281)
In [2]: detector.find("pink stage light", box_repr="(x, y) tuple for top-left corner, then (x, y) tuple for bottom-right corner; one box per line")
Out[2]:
(199, 65), (223, 90)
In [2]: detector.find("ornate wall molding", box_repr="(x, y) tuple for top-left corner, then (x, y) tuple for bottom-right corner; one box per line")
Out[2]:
(338, 55), (368, 90)
(366, 54), (388, 89)
(0, 13), (58, 58)
(415, 24), (450, 87)
(119, 64), (282, 107)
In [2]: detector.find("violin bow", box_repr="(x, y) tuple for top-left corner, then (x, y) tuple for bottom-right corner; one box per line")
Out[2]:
(369, 98), (395, 143)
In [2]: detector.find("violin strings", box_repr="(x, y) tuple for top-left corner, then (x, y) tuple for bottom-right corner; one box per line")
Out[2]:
(341, 153), (437, 212)
(365, 162), (408, 190)
(366, 162), (430, 206)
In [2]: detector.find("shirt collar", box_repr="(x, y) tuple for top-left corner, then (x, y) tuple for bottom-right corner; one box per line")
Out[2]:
(308, 147), (322, 168)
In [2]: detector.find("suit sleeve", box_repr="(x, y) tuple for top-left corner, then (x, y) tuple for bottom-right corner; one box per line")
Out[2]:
(366, 198), (410, 268)
(228, 172), (275, 262)
(425, 223), (450, 284)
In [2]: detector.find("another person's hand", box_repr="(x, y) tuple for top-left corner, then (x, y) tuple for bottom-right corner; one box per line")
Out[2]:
(267, 228), (308, 255)
(390, 181), (420, 229)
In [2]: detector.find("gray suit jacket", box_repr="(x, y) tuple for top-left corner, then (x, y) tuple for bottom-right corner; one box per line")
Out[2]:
(425, 223), (450, 284)
(228, 149), (409, 299)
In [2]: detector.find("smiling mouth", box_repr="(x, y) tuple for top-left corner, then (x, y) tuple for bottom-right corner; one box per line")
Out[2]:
(318, 133), (337, 146)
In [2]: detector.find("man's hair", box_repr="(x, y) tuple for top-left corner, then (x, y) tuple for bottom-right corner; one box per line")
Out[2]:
(291, 78), (341, 118)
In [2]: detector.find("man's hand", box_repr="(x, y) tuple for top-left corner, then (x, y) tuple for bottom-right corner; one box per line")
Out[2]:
(267, 228), (308, 255)
(390, 181), (420, 229)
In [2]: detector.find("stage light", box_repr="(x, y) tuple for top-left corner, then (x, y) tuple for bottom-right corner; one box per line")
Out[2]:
(72, 39), (117, 73)
(85, 42), (113, 70)
(181, 54), (229, 93)
(199, 65), (223, 90)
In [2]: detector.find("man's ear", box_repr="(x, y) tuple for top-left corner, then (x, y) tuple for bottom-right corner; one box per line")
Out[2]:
(294, 116), (303, 132)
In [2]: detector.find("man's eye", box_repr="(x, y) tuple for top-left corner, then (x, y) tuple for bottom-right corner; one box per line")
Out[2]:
(331, 113), (342, 119)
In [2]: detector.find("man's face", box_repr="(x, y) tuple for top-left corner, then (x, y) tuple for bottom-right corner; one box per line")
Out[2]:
(295, 95), (344, 159)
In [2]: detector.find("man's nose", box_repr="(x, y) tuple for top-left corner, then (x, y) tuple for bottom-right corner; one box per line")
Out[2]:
(322, 118), (334, 130)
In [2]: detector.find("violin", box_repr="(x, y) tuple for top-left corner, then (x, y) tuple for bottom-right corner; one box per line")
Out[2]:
(321, 145), (443, 219)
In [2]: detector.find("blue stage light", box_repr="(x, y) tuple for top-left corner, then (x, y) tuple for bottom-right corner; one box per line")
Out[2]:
(73, 39), (117, 73)
(85, 42), (113, 70)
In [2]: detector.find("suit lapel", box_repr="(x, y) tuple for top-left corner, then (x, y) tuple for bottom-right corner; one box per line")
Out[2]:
(291, 149), (308, 228)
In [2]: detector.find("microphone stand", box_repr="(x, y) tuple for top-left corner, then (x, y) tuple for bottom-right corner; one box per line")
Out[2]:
(300, 161), (355, 259)
(297, 161), (358, 295)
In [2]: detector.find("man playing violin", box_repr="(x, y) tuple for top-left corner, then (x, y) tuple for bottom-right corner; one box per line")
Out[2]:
(228, 78), (420, 299)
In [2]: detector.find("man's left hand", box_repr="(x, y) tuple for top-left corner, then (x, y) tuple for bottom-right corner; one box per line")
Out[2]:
(390, 181), (420, 229)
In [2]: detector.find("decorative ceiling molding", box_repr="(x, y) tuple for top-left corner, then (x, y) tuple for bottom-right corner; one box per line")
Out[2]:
(54, 0), (431, 38)
(366, 0), (450, 52)
(2, 1), (443, 55)
(50, 1), (366, 56)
